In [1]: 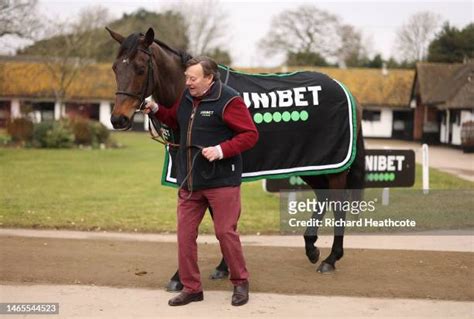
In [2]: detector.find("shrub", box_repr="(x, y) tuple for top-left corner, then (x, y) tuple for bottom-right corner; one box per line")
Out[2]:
(15, 118), (111, 149)
(70, 118), (111, 147)
(70, 118), (94, 145)
(90, 121), (110, 145)
(32, 121), (74, 148)
(6, 118), (34, 144)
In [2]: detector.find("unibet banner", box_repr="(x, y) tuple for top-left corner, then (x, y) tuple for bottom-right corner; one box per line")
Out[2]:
(264, 149), (416, 192)
(161, 66), (357, 187)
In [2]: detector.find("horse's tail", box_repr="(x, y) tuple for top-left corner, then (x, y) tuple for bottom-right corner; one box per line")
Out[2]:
(346, 127), (365, 201)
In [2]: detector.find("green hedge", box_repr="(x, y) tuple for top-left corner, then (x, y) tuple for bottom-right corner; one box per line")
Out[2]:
(5, 117), (114, 149)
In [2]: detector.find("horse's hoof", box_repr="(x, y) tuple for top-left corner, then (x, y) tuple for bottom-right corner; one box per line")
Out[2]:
(209, 269), (229, 280)
(305, 247), (320, 264)
(166, 280), (184, 292)
(317, 262), (335, 273)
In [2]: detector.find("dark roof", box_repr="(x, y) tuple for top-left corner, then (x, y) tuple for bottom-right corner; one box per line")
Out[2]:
(415, 62), (474, 109)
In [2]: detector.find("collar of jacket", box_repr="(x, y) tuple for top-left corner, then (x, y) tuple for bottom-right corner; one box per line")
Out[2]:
(185, 80), (222, 103)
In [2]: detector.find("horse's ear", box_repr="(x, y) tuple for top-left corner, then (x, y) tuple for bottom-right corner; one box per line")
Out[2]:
(105, 27), (124, 44)
(144, 28), (155, 48)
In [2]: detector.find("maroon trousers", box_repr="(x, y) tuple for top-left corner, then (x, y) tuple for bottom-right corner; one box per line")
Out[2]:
(177, 186), (249, 293)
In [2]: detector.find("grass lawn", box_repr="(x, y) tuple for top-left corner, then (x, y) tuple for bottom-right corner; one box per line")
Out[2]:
(0, 132), (472, 234)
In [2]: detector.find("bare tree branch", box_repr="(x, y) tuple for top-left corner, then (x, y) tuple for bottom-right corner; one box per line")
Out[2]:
(27, 5), (112, 110)
(170, 0), (229, 56)
(0, 0), (41, 39)
(260, 5), (342, 59)
(395, 11), (441, 62)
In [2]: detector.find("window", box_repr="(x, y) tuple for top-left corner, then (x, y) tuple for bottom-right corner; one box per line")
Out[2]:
(0, 101), (11, 128)
(363, 110), (381, 122)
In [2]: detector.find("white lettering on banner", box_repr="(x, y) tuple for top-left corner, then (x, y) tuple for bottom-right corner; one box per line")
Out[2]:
(242, 85), (322, 109)
(365, 155), (406, 172)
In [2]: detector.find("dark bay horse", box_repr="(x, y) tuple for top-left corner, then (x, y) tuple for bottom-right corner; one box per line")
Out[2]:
(106, 27), (366, 291)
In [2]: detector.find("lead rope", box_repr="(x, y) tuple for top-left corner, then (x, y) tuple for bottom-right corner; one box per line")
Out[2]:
(147, 116), (216, 201)
(177, 146), (203, 201)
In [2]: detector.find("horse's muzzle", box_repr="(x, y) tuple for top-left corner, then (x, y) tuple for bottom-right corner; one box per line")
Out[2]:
(111, 114), (131, 130)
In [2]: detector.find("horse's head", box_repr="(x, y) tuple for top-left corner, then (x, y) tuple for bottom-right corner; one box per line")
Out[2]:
(106, 27), (156, 130)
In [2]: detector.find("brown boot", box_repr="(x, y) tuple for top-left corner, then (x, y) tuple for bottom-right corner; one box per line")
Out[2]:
(168, 291), (204, 306)
(231, 281), (249, 306)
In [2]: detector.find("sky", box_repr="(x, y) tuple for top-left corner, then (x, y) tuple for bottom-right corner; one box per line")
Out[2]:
(4, 0), (474, 67)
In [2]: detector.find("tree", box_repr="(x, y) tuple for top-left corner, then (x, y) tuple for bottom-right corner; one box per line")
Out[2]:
(206, 48), (232, 65)
(260, 5), (366, 67)
(338, 24), (369, 68)
(20, 8), (190, 63)
(395, 11), (441, 62)
(108, 9), (189, 54)
(364, 54), (383, 68)
(18, 6), (113, 118)
(0, 0), (41, 53)
(286, 51), (329, 67)
(428, 23), (474, 63)
(260, 5), (340, 58)
(385, 57), (415, 69)
(169, 0), (231, 62)
(0, 0), (40, 38)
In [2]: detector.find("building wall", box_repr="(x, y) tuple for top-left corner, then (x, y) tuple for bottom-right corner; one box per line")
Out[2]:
(440, 110), (448, 144)
(362, 108), (393, 138)
(414, 101), (439, 142)
(99, 101), (114, 129)
(414, 100), (423, 140)
(440, 109), (473, 145)
(452, 111), (461, 146)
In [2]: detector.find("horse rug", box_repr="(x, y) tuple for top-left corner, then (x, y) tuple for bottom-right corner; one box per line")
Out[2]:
(159, 66), (357, 187)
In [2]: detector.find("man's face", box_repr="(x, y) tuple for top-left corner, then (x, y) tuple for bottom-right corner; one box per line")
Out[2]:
(185, 64), (213, 97)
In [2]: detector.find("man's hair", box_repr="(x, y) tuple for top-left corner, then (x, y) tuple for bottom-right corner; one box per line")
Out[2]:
(185, 56), (220, 81)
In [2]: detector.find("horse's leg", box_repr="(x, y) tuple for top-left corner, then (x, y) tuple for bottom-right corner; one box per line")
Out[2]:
(301, 176), (329, 264)
(208, 206), (229, 280)
(166, 269), (184, 292)
(317, 173), (348, 273)
(209, 257), (229, 279)
(303, 213), (320, 264)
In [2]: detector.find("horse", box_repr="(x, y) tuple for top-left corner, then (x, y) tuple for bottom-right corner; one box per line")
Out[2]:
(106, 27), (366, 291)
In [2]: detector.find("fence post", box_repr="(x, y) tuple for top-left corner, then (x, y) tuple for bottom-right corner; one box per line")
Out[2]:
(422, 144), (429, 194)
(382, 187), (390, 205)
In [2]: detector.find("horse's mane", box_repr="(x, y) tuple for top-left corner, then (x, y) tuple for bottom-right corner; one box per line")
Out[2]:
(117, 32), (192, 65)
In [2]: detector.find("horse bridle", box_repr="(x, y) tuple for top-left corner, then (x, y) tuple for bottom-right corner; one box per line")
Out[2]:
(114, 46), (178, 146)
(113, 42), (209, 199)
(115, 47), (155, 112)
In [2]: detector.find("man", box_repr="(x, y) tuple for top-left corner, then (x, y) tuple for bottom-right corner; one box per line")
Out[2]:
(145, 56), (258, 306)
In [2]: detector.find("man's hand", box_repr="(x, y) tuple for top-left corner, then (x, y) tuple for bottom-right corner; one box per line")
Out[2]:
(202, 146), (223, 162)
(143, 101), (159, 114)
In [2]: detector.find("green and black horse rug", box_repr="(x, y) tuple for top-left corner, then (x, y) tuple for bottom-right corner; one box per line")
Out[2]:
(158, 67), (357, 187)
